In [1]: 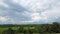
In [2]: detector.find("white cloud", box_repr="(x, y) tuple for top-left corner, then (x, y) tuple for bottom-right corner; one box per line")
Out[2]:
(16, 0), (60, 23)
(0, 0), (3, 4)
(30, 13), (41, 21)
(12, 0), (57, 12)
(42, 6), (60, 18)
(0, 0), (9, 8)
(0, 0), (60, 24)
(0, 16), (8, 21)
(32, 16), (41, 21)
(41, 6), (60, 22)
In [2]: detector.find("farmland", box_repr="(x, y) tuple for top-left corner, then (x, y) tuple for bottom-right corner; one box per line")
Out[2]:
(0, 22), (60, 34)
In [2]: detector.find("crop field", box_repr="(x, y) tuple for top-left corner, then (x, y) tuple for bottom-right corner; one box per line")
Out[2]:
(0, 22), (60, 34)
(0, 27), (60, 34)
(0, 27), (18, 34)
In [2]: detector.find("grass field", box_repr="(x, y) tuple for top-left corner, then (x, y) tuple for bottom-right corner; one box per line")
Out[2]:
(0, 27), (60, 34)
(0, 27), (18, 34)
(0, 22), (60, 34)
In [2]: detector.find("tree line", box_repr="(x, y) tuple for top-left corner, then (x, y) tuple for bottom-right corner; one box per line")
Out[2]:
(1, 22), (60, 34)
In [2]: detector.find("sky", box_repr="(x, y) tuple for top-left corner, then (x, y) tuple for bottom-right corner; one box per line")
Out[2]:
(0, 0), (60, 24)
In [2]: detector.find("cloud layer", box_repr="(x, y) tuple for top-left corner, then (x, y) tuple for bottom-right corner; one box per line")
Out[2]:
(0, 0), (60, 24)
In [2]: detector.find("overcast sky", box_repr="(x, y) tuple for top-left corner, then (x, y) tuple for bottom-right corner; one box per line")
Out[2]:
(0, 0), (60, 24)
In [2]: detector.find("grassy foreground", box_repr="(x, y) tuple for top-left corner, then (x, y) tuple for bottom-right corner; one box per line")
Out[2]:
(0, 22), (60, 34)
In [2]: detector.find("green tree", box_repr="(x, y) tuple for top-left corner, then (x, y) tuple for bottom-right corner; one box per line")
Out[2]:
(51, 22), (60, 33)
(2, 28), (17, 34)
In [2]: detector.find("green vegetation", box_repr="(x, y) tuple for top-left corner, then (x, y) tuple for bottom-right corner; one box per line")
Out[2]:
(0, 22), (60, 34)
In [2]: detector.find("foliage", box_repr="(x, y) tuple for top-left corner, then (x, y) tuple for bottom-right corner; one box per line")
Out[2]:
(0, 22), (60, 34)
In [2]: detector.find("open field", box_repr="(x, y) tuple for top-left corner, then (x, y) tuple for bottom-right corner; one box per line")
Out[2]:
(0, 22), (60, 34)
(0, 27), (60, 34)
